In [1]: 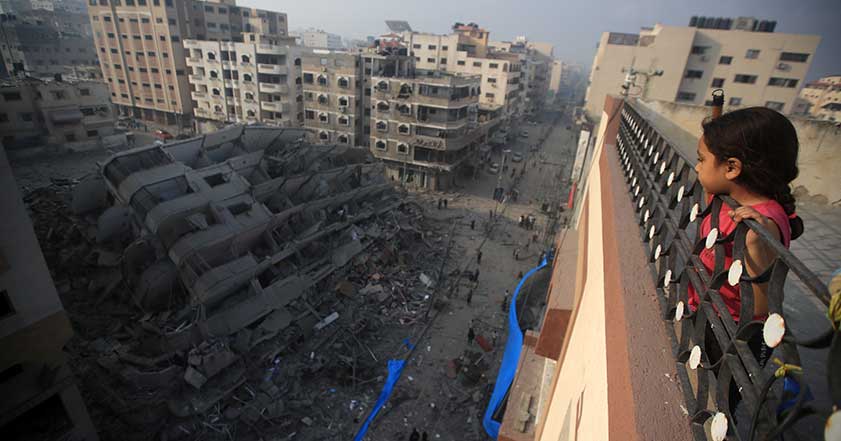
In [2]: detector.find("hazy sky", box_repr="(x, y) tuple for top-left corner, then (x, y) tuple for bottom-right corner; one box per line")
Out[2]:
(240, 0), (840, 82)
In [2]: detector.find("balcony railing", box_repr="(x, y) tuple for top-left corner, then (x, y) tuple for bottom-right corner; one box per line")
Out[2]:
(259, 83), (289, 94)
(617, 101), (836, 440)
(257, 64), (288, 75)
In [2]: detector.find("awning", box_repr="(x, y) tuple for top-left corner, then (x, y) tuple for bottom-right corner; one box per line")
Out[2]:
(50, 109), (84, 124)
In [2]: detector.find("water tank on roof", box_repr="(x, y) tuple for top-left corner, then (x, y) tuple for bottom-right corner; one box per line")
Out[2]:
(689, 16), (698, 27)
(723, 18), (733, 30)
(713, 18), (723, 29)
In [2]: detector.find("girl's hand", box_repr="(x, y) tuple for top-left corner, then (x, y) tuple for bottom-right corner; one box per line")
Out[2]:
(728, 207), (779, 245)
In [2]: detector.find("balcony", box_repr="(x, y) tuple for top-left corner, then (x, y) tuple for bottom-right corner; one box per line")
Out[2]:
(490, 96), (837, 441)
(259, 83), (289, 94)
(257, 64), (288, 75)
(260, 101), (290, 113)
(188, 74), (204, 83)
(191, 91), (207, 99)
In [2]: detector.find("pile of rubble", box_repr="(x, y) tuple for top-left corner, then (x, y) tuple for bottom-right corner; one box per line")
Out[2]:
(23, 126), (461, 440)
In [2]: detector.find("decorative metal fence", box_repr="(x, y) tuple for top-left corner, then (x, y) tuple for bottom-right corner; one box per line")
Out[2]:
(615, 101), (838, 441)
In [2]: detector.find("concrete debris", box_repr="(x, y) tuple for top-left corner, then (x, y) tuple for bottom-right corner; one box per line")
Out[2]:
(314, 312), (340, 331)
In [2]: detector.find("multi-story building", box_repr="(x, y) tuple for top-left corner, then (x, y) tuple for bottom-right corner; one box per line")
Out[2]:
(584, 16), (820, 119)
(0, 148), (98, 441)
(87, 0), (288, 128)
(301, 50), (365, 146)
(793, 75), (841, 121)
(298, 29), (342, 50)
(403, 26), (523, 117)
(184, 38), (301, 133)
(367, 47), (489, 190)
(0, 10), (99, 80)
(0, 78), (116, 148)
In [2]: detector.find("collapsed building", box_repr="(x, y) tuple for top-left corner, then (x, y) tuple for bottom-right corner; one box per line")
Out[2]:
(60, 124), (441, 438)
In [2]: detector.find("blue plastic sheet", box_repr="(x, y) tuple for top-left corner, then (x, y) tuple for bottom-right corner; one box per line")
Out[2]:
(482, 254), (550, 439)
(353, 359), (407, 441)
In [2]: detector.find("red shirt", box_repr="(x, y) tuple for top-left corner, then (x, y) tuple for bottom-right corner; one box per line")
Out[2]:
(687, 199), (792, 322)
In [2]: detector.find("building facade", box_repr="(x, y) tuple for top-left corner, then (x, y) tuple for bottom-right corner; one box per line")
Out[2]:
(402, 25), (527, 117)
(584, 18), (820, 119)
(301, 50), (364, 146)
(0, 10), (99, 80)
(367, 49), (488, 190)
(793, 75), (841, 121)
(0, 148), (98, 440)
(185, 39), (302, 133)
(0, 78), (116, 148)
(87, 0), (288, 128)
(298, 29), (342, 50)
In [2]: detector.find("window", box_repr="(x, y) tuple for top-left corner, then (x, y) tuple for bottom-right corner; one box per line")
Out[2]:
(317, 75), (328, 86)
(141, 18), (149, 23)
(338, 77), (349, 88)
(104, 16), (112, 22)
(413, 44), (421, 49)
(427, 58), (435, 63)
(243, 74), (252, 82)
(489, 63), (499, 69)
(768, 77), (798, 88)
(159, 36), (166, 41)
(87, 129), (99, 137)
(204, 5), (213, 12)
(691, 46), (708, 55)
(375, 140), (386, 150)
(303, 73), (314, 84)
(318, 113), (328, 123)
(719, 56), (732, 65)
(375, 120), (387, 132)
(305, 110), (315, 120)
(734, 74), (757, 84)
(397, 143), (409, 154)
(765, 101), (785, 111)
(107, 32), (115, 38)
(676, 91), (696, 101)
(457, 60), (465, 66)
(428, 45), (436, 50)
(441, 45), (448, 50)
(729, 97), (742, 106)
(487, 77), (497, 84)
(779, 52), (809, 63)
(711, 78), (725, 88)
(168, 18), (176, 25)
(473, 61), (481, 67)
(20, 112), (33, 121)
(745, 49), (760, 59)
(485, 92), (495, 99)
(684, 70), (703, 79)
(338, 116), (349, 126)
(66, 133), (77, 142)
(79, 88), (91, 96)
(440, 58), (447, 64)
(0, 290), (14, 319)
(398, 124), (410, 134)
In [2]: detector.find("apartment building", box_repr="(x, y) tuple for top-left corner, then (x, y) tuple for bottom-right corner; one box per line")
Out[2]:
(367, 48), (488, 190)
(0, 78), (116, 148)
(301, 50), (365, 146)
(401, 24), (525, 117)
(298, 29), (342, 50)
(584, 17), (820, 119)
(87, 0), (288, 128)
(0, 10), (99, 80)
(185, 39), (302, 133)
(0, 148), (98, 440)
(793, 75), (841, 121)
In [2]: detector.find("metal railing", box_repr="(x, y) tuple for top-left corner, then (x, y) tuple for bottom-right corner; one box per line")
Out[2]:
(616, 101), (837, 440)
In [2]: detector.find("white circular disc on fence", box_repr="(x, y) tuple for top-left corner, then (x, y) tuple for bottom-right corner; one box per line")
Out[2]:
(711, 412), (728, 441)
(677, 185), (685, 202)
(667, 172), (675, 187)
(639, 196), (646, 208)
(825, 410), (841, 441)
(644, 209), (650, 223)
(634, 186), (640, 196)
(653, 152), (659, 164)
(649, 225), (656, 239)
(664, 269), (672, 288)
(763, 313), (786, 348)
(690, 203), (700, 222)
(630, 169), (635, 179)
(654, 244), (662, 260)
(632, 177), (637, 187)
(659, 162), (667, 175)
(675, 300), (684, 321)
(705, 228), (718, 249)
(648, 146), (654, 157)
(728, 260), (743, 286)
(689, 345), (702, 370)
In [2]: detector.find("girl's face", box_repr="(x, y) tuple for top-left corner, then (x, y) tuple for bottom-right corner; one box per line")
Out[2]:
(695, 136), (733, 195)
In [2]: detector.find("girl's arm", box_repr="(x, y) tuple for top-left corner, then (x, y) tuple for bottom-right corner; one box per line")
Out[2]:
(729, 207), (782, 317)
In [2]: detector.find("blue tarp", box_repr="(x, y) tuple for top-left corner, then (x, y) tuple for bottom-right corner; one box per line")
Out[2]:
(482, 254), (550, 439)
(353, 359), (407, 441)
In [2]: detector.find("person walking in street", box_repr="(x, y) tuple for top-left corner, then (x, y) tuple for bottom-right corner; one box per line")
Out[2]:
(467, 288), (474, 305)
(476, 250), (483, 265)
(443, 198), (448, 209)
(514, 248), (520, 260)
(518, 215), (524, 228)
(410, 428), (420, 441)
(538, 251), (545, 265)
(437, 199), (442, 210)
(470, 219), (475, 230)
(467, 327), (476, 345)
(502, 290), (510, 312)
(492, 330), (499, 348)
(517, 271), (523, 280)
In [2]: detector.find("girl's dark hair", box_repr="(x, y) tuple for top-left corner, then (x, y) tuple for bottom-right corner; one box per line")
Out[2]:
(702, 106), (803, 240)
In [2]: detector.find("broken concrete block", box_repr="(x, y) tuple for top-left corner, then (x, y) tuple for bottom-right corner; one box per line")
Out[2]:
(314, 312), (339, 331)
(301, 416), (313, 426)
(419, 273), (434, 288)
(335, 280), (355, 297)
(184, 366), (208, 389)
(359, 284), (384, 296)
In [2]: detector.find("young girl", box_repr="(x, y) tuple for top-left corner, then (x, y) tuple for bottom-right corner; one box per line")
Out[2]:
(690, 106), (804, 324)
(690, 107), (804, 417)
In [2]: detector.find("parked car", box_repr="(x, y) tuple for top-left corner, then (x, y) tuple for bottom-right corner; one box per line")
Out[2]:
(520, 131), (529, 138)
(511, 152), (524, 162)
(154, 129), (174, 141)
(488, 163), (500, 174)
